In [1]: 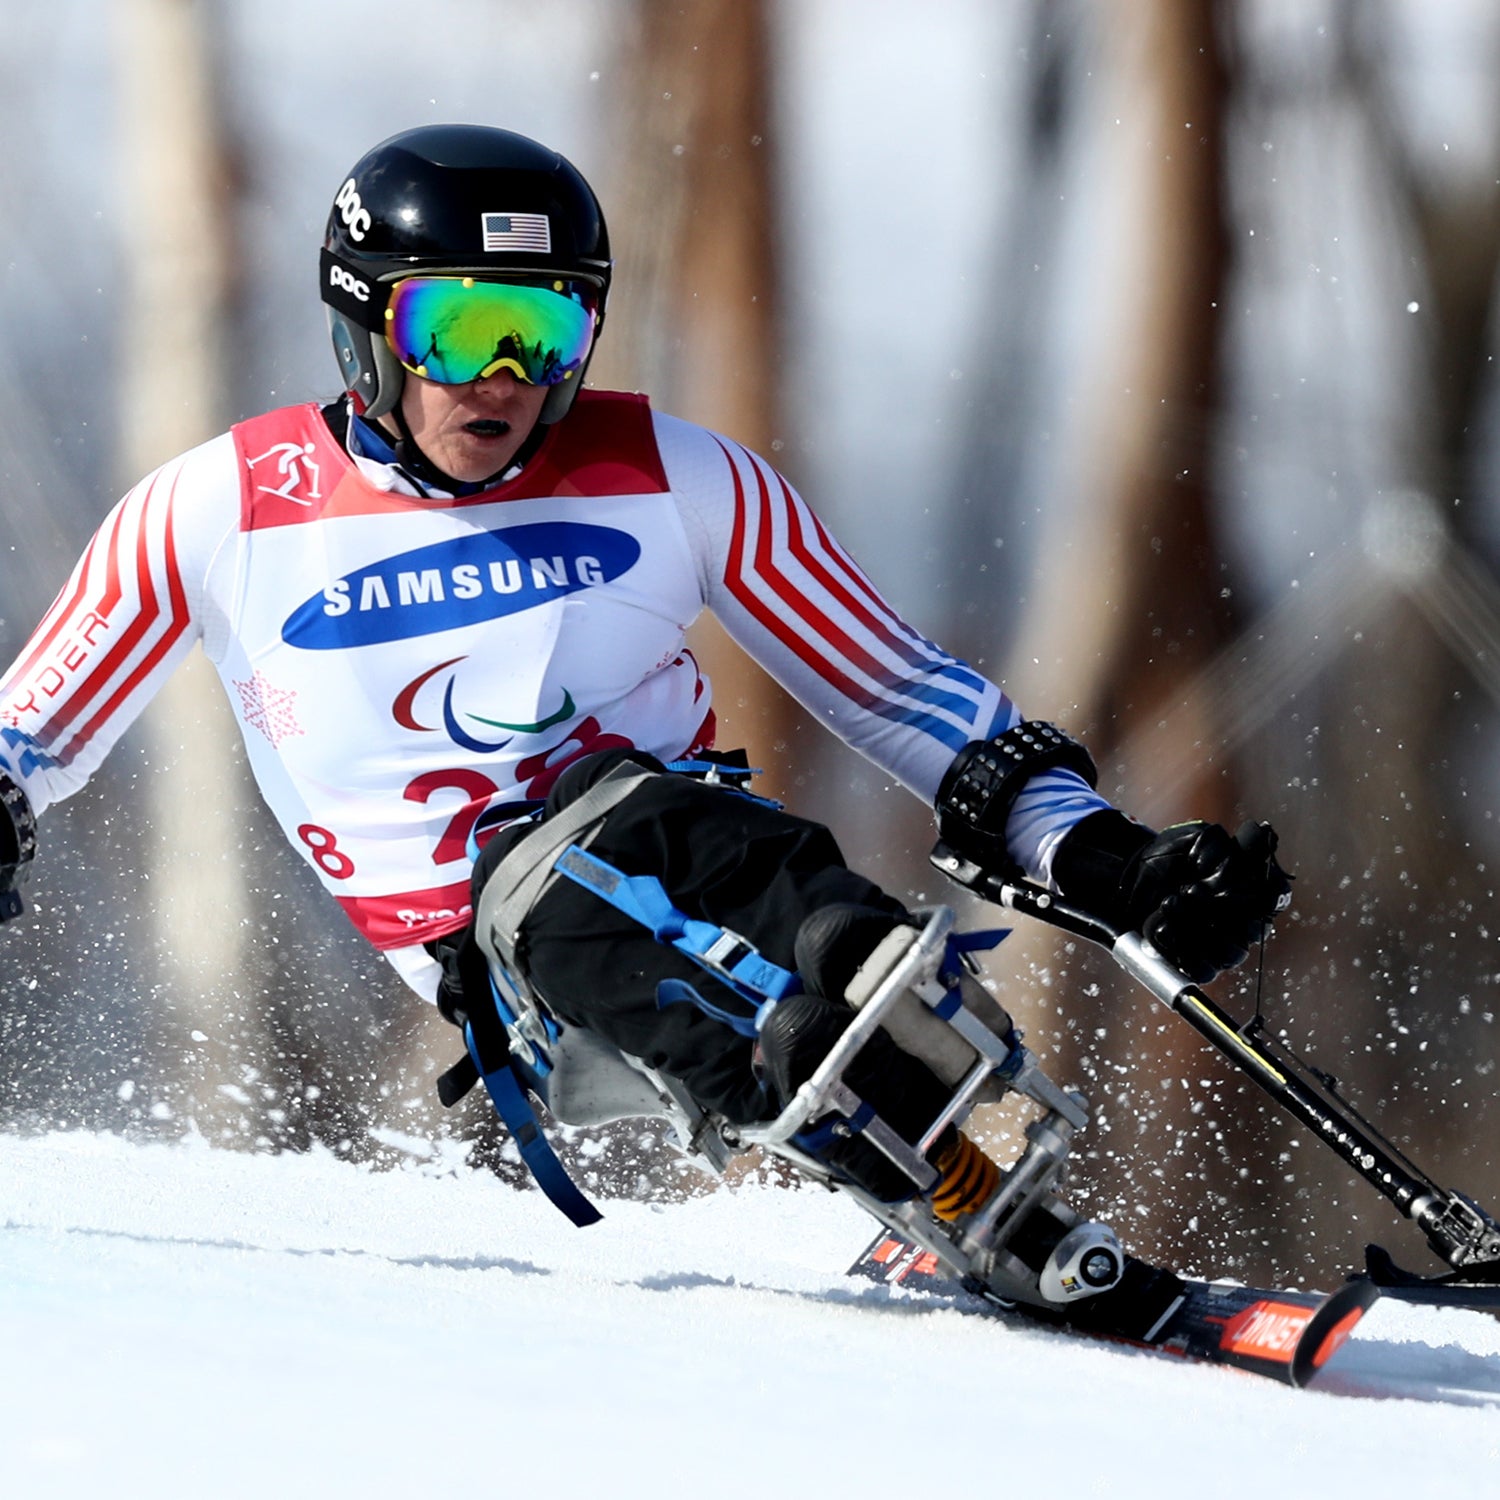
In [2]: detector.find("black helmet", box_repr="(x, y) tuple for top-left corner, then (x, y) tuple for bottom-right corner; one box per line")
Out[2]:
(320, 124), (612, 423)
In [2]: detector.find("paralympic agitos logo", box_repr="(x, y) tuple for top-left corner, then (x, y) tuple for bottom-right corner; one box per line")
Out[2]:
(394, 656), (576, 753)
(281, 521), (641, 649)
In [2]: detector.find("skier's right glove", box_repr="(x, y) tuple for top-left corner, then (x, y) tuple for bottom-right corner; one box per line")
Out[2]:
(1052, 810), (1291, 983)
(429, 921), (512, 1108)
(0, 770), (37, 924)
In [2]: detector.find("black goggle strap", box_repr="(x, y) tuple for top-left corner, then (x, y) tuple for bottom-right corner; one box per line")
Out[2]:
(320, 248), (387, 333)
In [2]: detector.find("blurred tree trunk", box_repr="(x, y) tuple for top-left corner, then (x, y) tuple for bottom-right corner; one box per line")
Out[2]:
(1006, 1), (1238, 823)
(971, 0), (1245, 1268)
(115, 0), (255, 1123)
(1328, 0), (1500, 900)
(589, 0), (804, 795)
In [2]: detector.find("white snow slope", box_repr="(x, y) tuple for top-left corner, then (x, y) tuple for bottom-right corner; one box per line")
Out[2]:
(2, 1133), (1498, 1500)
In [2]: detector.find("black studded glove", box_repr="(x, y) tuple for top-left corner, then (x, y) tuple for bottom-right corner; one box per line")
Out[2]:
(1052, 810), (1292, 983)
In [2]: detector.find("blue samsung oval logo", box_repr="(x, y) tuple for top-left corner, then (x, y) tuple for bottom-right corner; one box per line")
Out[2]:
(282, 521), (642, 650)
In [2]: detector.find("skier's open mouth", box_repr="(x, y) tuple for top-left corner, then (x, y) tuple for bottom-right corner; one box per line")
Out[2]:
(465, 419), (512, 438)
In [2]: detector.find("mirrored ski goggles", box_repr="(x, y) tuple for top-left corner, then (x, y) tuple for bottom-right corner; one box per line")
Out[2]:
(383, 276), (599, 387)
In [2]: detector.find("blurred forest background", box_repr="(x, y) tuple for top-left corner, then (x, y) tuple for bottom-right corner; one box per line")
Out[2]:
(5, 0), (1500, 1288)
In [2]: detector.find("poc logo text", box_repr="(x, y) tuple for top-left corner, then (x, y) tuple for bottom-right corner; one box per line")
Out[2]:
(328, 263), (370, 302)
(334, 178), (372, 242)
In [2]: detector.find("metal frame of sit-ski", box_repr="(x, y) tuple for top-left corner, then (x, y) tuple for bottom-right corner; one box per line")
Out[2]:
(505, 903), (1102, 1308)
(727, 905), (1095, 1306)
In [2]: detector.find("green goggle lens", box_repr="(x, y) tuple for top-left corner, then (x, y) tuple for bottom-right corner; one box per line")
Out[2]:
(384, 276), (597, 387)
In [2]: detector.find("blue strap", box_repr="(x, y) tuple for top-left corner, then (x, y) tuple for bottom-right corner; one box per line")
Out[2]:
(946, 928), (1010, 963)
(464, 1021), (603, 1228)
(929, 988), (963, 1022)
(935, 927), (1013, 1027)
(794, 1104), (922, 1204)
(488, 973), (557, 1077)
(794, 1099), (877, 1154)
(554, 845), (801, 1006)
(657, 977), (779, 1037)
(664, 757), (765, 776)
(662, 759), (784, 810)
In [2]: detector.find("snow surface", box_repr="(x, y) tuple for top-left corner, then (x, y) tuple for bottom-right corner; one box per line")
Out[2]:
(3, 1133), (1499, 1499)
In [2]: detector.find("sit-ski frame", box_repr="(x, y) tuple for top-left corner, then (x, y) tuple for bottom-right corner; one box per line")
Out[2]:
(497, 897), (1110, 1307)
(723, 903), (1104, 1307)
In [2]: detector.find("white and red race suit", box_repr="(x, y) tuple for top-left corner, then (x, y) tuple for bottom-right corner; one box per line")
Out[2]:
(0, 391), (1107, 999)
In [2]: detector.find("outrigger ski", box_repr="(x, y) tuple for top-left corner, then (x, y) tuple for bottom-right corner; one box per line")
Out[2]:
(848, 1228), (1381, 1389)
(1361, 1244), (1500, 1309)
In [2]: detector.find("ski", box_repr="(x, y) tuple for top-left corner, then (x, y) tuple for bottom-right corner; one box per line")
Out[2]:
(847, 1230), (1379, 1389)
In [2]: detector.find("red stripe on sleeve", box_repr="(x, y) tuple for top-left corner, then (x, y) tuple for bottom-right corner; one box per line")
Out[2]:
(736, 444), (919, 691)
(2, 501), (130, 691)
(64, 472), (192, 762)
(43, 471), (172, 742)
(716, 438), (887, 711)
(802, 495), (924, 639)
(753, 455), (942, 676)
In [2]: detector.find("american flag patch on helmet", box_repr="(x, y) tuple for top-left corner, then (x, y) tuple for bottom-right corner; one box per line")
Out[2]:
(481, 212), (552, 252)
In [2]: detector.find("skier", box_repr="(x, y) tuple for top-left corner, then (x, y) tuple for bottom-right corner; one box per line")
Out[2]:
(0, 125), (1288, 1256)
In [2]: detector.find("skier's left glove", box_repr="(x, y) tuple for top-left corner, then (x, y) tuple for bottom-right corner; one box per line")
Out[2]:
(0, 770), (37, 925)
(1053, 810), (1292, 983)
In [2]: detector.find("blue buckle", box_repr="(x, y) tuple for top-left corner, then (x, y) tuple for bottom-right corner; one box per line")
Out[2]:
(554, 844), (801, 1008)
